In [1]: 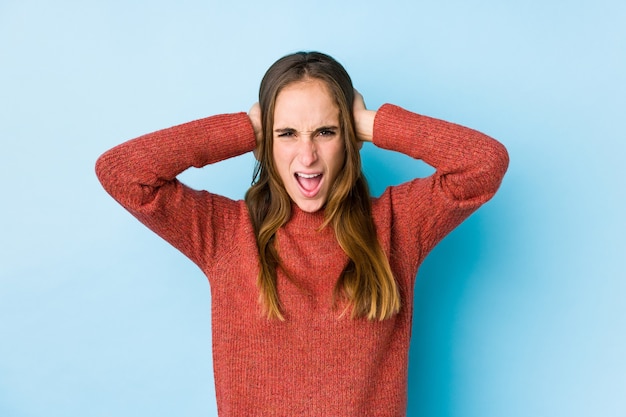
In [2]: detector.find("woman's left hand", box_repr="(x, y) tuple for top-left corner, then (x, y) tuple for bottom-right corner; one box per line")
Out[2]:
(353, 90), (375, 144)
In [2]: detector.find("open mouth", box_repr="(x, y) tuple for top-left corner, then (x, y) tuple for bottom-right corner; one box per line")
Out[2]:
(295, 172), (323, 197)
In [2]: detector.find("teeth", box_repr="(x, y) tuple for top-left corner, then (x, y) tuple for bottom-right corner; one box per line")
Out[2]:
(296, 173), (321, 179)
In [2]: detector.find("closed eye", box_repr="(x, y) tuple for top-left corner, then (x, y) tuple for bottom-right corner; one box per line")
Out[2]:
(275, 129), (296, 138)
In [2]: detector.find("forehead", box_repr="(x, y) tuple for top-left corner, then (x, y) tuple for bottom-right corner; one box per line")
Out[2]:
(273, 79), (339, 129)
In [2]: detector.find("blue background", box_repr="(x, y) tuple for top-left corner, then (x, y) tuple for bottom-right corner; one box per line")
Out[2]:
(1, 1), (625, 416)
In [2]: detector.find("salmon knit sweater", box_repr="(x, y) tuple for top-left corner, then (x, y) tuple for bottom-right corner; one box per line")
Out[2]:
(96, 104), (508, 416)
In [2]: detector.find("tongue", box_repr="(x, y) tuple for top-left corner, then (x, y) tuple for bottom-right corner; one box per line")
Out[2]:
(297, 175), (321, 192)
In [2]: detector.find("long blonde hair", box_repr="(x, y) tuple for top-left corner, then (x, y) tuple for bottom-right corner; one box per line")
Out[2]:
(245, 52), (400, 321)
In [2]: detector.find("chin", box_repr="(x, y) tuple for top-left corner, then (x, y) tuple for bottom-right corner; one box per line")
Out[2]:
(294, 199), (325, 213)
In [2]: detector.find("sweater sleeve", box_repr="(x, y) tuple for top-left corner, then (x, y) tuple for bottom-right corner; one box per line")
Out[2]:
(372, 104), (509, 267)
(95, 112), (257, 270)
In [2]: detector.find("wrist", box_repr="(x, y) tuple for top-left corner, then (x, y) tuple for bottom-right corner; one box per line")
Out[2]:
(355, 109), (376, 143)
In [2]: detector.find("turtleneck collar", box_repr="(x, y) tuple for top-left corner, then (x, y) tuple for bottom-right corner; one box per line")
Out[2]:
(285, 203), (328, 231)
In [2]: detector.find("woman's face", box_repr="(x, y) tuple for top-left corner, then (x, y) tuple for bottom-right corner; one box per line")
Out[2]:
(272, 78), (345, 213)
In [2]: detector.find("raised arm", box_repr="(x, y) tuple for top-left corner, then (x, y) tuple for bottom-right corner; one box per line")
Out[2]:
(371, 104), (509, 205)
(360, 99), (509, 266)
(95, 112), (257, 268)
(96, 113), (256, 209)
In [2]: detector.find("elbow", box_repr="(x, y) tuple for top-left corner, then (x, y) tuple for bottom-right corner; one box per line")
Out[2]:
(448, 139), (510, 205)
(489, 139), (510, 185)
(95, 149), (121, 196)
(94, 148), (138, 207)
(94, 147), (161, 211)
(478, 139), (510, 201)
(95, 151), (112, 191)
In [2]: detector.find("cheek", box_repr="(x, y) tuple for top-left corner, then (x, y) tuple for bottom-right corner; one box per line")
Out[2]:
(272, 144), (291, 177)
(329, 143), (346, 172)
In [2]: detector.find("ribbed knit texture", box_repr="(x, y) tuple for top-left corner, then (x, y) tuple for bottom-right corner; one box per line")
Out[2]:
(96, 104), (509, 416)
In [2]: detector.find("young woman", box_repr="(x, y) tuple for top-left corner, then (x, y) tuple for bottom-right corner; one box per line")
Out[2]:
(96, 51), (508, 416)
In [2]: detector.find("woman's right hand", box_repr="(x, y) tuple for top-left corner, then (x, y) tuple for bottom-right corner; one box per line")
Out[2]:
(248, 103), (262, 159)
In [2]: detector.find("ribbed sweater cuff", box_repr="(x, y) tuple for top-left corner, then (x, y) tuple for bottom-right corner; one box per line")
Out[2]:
(189, 112), (257, 166)
(372, 103), (420, 155)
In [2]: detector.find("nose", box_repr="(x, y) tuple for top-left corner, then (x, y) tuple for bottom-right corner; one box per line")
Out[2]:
(298, 137), (318, 166)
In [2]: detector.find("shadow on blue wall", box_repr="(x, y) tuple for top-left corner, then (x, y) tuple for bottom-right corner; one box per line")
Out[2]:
(361, 141), (497, 416)
(408, 214), (486, 416)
